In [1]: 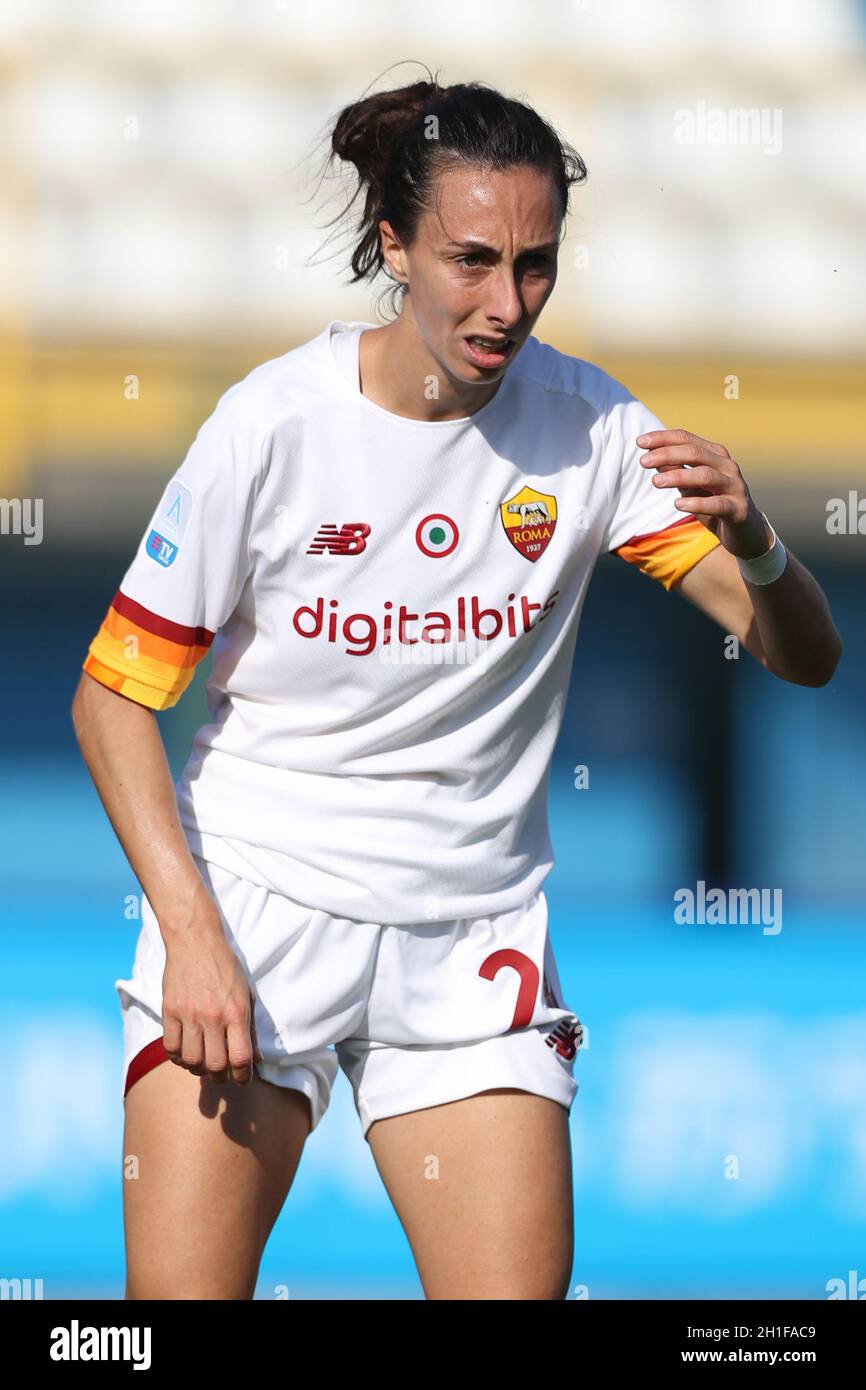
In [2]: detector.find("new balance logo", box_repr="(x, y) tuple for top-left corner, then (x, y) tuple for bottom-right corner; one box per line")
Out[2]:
(306, 523), (371, 555)
(546, 1017), (584, 1061)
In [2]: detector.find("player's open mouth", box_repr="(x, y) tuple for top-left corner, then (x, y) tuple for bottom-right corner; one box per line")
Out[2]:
(462, 335), (515, 369)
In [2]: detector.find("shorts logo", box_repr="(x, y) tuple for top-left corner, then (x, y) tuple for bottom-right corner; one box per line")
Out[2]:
(146, 530), (178, 567)
(307, 523), (371, 555)
(416, 513), (459, 557)
(500, 485), (557, 562)
(546, 1016), (584, 1062)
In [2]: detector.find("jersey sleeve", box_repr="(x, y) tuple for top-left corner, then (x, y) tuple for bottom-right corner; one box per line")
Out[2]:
(599, 378), (720, 591)
(82, 397), (262, 711)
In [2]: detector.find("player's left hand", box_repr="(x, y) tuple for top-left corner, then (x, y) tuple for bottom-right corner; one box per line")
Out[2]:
(636, 429), (773, 560)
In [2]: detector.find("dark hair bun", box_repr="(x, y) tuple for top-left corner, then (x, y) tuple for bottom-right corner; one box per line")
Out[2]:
(331, 79), (440, 184)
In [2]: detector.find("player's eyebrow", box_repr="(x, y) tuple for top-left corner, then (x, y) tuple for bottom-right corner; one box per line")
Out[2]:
(447, 238), (559, 255)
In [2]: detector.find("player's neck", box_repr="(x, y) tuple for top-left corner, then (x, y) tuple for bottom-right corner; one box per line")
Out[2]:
(358, 314), (503, 423)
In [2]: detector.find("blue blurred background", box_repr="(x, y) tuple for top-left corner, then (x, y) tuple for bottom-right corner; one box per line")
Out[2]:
(1, 0), (865, 1299)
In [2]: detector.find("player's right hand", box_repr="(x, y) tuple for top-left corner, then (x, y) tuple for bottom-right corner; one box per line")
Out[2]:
(161, 927), (264, 1086)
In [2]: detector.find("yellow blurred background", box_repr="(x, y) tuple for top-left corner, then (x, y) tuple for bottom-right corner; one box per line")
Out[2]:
(1, 0), (864, 545)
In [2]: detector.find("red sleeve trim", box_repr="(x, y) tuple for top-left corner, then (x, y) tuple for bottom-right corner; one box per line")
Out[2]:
(111, 589), (215, 648)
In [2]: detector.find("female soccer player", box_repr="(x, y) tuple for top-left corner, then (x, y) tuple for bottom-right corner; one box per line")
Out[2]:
(72, 74), (842, 1301)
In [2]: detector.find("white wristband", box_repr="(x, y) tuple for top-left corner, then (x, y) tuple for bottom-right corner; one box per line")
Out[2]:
(737, 513), (787, 586)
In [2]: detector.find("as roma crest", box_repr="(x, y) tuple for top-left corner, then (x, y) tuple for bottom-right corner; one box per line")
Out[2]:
(499, 485), (557, 562)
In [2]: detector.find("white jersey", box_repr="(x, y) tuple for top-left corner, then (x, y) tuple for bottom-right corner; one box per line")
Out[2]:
(83, 319), (719, 924)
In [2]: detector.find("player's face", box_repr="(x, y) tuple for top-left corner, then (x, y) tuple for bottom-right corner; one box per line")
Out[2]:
(383, 163), (562, 384)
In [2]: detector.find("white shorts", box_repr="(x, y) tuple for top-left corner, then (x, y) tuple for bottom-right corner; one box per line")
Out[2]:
(117, 855), (583, 1141)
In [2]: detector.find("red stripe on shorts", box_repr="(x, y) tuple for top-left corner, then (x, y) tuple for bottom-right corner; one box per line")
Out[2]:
(124, 1037), (171, 1096)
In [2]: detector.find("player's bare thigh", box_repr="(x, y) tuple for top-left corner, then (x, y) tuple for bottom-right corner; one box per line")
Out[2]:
(122, 1059), (312, 1300)
(366, 1087), (574, 1300)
